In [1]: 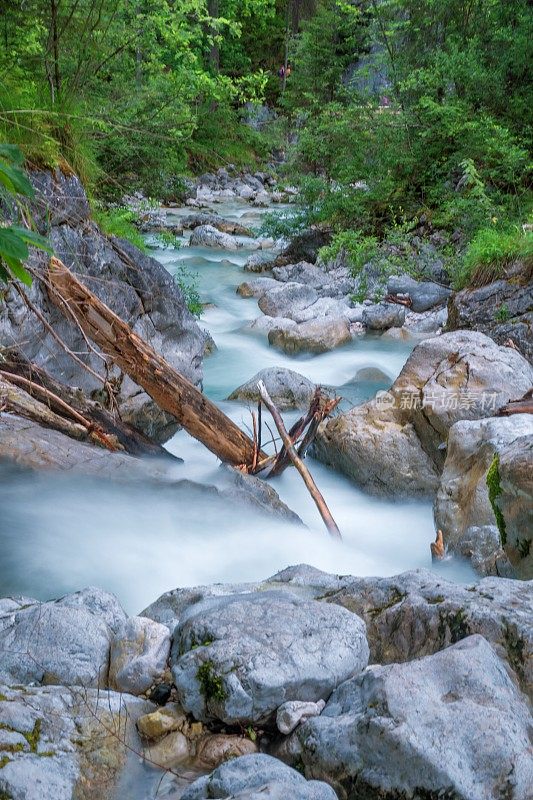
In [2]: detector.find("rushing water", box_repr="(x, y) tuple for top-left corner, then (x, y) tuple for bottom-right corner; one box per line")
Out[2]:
(0, 200), (474, 615)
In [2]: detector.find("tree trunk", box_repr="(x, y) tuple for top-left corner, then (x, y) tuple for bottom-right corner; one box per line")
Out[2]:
(46, 257), (265, 467)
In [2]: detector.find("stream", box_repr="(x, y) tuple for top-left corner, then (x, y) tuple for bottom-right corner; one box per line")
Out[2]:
(0, 199), (474, 619)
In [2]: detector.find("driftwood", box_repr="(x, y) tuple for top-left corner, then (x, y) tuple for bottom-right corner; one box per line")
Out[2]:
(258, 380), (342, 540)
(498, 388), (533, 417)
(46, 257), (265, 468)
(0, 352), (173, 458)
(0, 374), (90, 442)
(430, 529), (445, 561)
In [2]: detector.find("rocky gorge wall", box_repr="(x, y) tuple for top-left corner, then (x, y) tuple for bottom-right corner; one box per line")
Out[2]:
(0, 168), (207, 442)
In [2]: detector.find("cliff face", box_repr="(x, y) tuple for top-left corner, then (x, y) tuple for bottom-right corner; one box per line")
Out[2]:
(0, 168), (207, 442)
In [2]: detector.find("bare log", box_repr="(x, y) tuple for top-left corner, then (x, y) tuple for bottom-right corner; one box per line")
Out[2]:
(0, 352), (175, 459)
(0, 375), (88, 441)
(257, 380), (342, 540)
(498, 388), (533, 417)
(46, 257), (265, 467)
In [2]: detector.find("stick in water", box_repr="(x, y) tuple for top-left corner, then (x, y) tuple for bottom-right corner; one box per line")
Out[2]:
(257, 380), (342, 540)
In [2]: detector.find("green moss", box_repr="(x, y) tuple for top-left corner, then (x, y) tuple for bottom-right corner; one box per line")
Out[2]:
(438, 609), (470, 645)
(426, 595), (445, 605)
(0, 695), (7, 703)
(22, 720), (41, 753)
(503, 625), (525, 684)
(0, 756), (11, 769)
(197, 661), (227, 703)
(368, 589), (406, 618)
(486, 454), (507, 545)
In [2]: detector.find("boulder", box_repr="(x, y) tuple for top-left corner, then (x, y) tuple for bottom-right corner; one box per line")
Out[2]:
(269, 318), (351, 354)
(404, 305), (448, 332)
(243, 252), (277, 273)
(181, 753), (338, 800)
(193, 734), (258, 771)
(325, 568), (533, 698)
(227, 367), (316, 410)
(171, 591), (369, 725)
(498, 433), (533, 578)
(434, 415), (533, 575)
(314, 331), (533, 497)
(136, 705), (187, 740)
(109, 616), (171, 695)
(447, 276), (533, 362)
(292, 636), (533, 800)
(388, 274), (452, 312)
(272, 262), (328, 288)
(258, 283), (319, 319)
(0, 170), (206, 443)
(0, 588), (125, 687)
(276, 699), (326, 735)
(246, 315), (297, 335)
(295, 297), (352, 324)
(236, 277), (279, 298)
(0, 684), (153, 800)
(189, 224), (240, 249)
(180, 213), (253, 237)
(362, 302), (406, 330)
(452, 524), (515, 578)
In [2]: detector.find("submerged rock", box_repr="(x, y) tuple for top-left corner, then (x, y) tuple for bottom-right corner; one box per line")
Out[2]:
(171, 591), (369, 725)
(189, 224), (241, 249)
(227, 367), (316, 410)
(269, 317), (351, 354)
(181, 753), (338, 800)
(314, 331), (533, 497)
(292, 636), (533, 800)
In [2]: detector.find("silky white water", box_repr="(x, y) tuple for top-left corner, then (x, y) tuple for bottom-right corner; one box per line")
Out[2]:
(0, 201), (475, 614)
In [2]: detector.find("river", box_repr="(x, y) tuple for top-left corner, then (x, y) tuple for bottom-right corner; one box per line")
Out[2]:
(0, 199), (474, 615)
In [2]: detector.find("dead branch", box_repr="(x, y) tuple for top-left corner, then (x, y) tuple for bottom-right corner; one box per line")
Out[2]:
(498, 388), (533, 417)
(0, 351), (174, 459)
(46, 257), (265, 468)
(257, 380), (342, 540)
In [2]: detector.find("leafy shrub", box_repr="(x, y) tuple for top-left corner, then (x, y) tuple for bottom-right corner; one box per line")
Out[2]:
(174, 266), (202, 318)
(319, 231), (378, 274)
(91, 206), (147, 252)
(453, 227), (533, 289)
(0, 144), (50, 286)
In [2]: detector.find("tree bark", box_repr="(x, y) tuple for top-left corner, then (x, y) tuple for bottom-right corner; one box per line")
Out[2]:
(46, 257), (265, 467)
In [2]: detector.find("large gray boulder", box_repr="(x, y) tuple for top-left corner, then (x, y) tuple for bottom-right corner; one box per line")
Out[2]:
(259, 283), (319, 319)
(0, 684), (153, 800)
(362, 302), (406, 330)
(388, 274), (452, 312)
(325, 568), (533, 698)
(0, 169), (206, 443)
(272, 261), (328, 288)
(314, 331), (533, 497)
(269, 317), (351, 354)
(447, 275), (533, 362)
(189, 224), (240, 249)
(0, 587), (125, 687)
(434, 415), (533, 576)
(181, 753), (338, 800)
(227, 367), (316, 410)
(171, 591), (369, 725)
(292, 636), (533, 800)
(237, 277), (279, 298)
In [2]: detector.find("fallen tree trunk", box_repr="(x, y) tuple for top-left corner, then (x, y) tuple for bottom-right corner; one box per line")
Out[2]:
(0, 351), (175, 459)
(258, 380), (342, 540)
(498, 389), (533, 417)
(46, 257), (265, 468)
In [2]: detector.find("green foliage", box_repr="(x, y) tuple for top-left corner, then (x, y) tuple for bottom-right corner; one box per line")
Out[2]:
(494, 304), (511, 323)
(0, 145), (51, 286)
(197, 660), (227, 702)
(91, 206), (147, 252)
(487, 454), (506, 546)
(174, 265), (202, 318)
(453, 227), (532, 290)
(319, 231), (378, 274)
